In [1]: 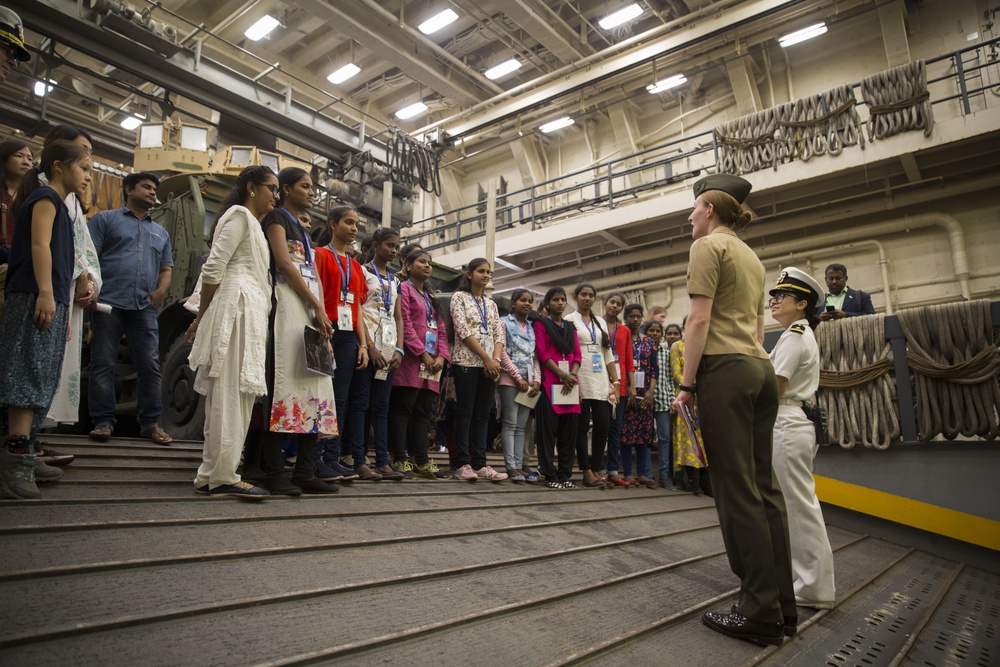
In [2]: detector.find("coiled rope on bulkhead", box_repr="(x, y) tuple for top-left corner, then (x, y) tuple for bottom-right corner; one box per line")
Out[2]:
(816, 314), (901, 449)
(861, 60), (934, 141)
(716, 84), (863, 175)
(895, 300), (1000, 441)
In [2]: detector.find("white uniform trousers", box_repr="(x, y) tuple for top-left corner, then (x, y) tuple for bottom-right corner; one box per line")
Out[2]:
(772, 404), (836, 606)
(194, 323), (254, 489)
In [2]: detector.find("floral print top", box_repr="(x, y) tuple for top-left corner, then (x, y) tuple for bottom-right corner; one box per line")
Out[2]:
(450, 290), (504, 368)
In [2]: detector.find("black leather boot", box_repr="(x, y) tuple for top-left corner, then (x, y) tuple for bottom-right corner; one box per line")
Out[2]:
(262, 433), (301, 496)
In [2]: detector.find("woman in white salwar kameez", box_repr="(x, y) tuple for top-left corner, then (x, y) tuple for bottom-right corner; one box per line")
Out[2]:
(767, 267), (836, 609)
(184, 166), (277, 499)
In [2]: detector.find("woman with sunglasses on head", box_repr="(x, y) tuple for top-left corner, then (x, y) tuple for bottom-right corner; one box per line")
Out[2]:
(602, 292), (634, 487)
(314, 204), (376, 480)
(498, 288), (542, 482)
(449, 257), (507, 481)
(566, 283), (619, 488)
(767, 267), (836, 611)
(534, 287), (581, 489)
(256, 167), (339, 496)
(673, 174), (794, 647)
(184, 166), (277, 499)
(390, 249), (450, 480)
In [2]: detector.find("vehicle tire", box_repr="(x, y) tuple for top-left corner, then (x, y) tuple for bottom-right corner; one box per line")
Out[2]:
(161, 336), (204, 440)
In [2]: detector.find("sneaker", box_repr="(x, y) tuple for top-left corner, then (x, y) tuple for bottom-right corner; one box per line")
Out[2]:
(0, 437), (40, 499)
(314, 458), (343, 481)
(327, 459), (360, 481)
(562, 480), (578, 489)
(292, 476), (340, 494)
(522, 468), (540, 483)
(545, 480), (564, 489)
(209, 481), (269, 499)
(474, 466), (508, 482)
(33, 458), (64, 482)
(412, 462), (439, 480)
(507, 469), (526, 482)
(391, 460), (418, 481)
(195, 484), (210, 495)
(33, 442), (74, 466)
(453, 464), (478, 481)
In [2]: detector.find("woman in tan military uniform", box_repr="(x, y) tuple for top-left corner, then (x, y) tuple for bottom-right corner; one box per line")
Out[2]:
(673, 175), (795, 647)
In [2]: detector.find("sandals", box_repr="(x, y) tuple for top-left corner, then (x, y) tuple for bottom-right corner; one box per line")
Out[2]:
(637, 476), (659, 489)
(607, 476), (630, 488)
(89, 424), (112, 441)
(140, 425), (173, 446)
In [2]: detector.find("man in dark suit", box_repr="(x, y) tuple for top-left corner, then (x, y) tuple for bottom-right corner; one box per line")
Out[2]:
(816, 263), (875, 321)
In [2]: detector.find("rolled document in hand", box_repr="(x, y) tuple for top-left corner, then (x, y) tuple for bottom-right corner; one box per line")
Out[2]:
(94, 303), (113, 314)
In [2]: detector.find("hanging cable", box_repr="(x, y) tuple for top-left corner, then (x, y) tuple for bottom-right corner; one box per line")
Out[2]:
(387, 128), (442, 196)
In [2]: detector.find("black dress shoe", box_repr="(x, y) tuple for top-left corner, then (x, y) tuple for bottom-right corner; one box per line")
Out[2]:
(263, 476), (303, 496)
(784, 616), (798, 637)
(292, 476), (340, 494)
(702, 611), (784, 646)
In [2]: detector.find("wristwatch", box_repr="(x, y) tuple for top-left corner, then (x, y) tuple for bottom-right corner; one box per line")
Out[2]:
(678, 384), (697, 393)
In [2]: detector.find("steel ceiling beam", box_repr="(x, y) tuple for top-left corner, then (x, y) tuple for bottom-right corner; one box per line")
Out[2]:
(289, 0), (502, 108)
(438, 0), (807, 140)
(18, 0), (387, 162)
(491, 0), (596, 64)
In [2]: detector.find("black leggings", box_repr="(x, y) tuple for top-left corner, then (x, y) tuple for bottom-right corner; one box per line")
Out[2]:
(576, 398), (611, 472)
(452, 365), (497, 470)
(535, 391), (578, 482)
(388, 386), (437, 466)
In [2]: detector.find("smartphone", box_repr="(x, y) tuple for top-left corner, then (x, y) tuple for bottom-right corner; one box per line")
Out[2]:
(826, 305), (835, 312)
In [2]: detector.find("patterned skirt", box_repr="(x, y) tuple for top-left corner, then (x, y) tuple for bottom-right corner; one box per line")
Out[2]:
(0, 292), (69, 414)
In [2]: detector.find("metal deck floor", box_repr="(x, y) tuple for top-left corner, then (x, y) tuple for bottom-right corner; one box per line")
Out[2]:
(0, 435), (995, 666)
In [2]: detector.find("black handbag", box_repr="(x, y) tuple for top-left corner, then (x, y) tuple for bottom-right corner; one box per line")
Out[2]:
(802, 402), (830, 446)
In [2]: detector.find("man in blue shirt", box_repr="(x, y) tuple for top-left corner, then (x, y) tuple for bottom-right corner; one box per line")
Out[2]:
(88, 172), (174, 445)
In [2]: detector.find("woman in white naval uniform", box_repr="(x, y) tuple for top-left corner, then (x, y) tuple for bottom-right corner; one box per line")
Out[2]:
(767, 267), (836, 609)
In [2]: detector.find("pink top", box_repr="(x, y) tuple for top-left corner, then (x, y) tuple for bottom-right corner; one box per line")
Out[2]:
(394, 280), (450, 392)
(534, 319), (582, 415)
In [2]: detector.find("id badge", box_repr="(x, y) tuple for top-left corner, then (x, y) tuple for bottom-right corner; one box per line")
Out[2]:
(300, 265), (317, 280)
(591, 354), (604, 374)
(375, 369), (389, 381)
(557, 360), (570, 373)
(345, 292), (355, 305)
(586, 343), (599, 354)
(634, 371), (646, 389)
(380, 320), (396, 349)
(614, 354), (620, 363)
(425, 329), (437, 355)
(338, 305), (353, 330)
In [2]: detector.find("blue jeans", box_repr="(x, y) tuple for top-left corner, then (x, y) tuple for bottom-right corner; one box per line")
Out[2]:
(89, 305), (161, 430)
(605, 400), (624, 475)
(621, 442), (652, 478)
(498, 385), (530, 470)
(365, 365), (395, 468)
(655, 410), (673, 484)
(319, 330), (358, 463)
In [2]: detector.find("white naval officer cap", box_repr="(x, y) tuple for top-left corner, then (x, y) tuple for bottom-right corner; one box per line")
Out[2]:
(770, 267), (824, 305)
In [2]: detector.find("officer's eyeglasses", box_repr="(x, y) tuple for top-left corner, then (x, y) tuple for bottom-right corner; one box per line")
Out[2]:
(768, 292), (795, 307)
(4, 44), (22, 63)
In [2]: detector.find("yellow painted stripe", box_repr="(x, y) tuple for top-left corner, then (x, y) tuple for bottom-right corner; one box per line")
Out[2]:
(815, 475), (1000, 552)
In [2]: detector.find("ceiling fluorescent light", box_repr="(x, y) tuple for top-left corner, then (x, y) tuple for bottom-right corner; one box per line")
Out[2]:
(419, 8), (459, 35)
(245, 15), (280, 41)
(327, 63), (361, 85)
(599, 4), (644, 30)
(485, 58), (522, 80)
(539, 117), (575, 133)
(396, 101), (429, 120)
(779, 22), (827, 47)
(34, 79), (55, 96)
(120, 115), (144, 131)
(646, 74), (687, 94)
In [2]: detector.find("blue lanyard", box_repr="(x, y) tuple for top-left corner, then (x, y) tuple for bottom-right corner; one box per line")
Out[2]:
(472, 294), (490, 334)
(328, 244), (351, 302)
(281, 208), (312, 266)
(581, 314), (597, 343)
(610, 323), (618, 352)
(409, 280), (435, 325)
(369, 261), (392, 312)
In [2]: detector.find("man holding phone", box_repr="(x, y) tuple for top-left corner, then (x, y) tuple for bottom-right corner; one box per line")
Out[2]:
(816, 264), (875, 321)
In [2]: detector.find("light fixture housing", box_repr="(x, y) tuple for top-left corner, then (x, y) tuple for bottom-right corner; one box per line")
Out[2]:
(599, 4), (644, 30)
(327, 63), (361, 85)
(396, 101), (429, 120)
(418, 8), (458, 35)
(245, 15), (280, 41)
(120, 115), (144, 131)
(646, 74), (687, 94)
(33, 79), (55, 96)
(539, 117), (575, 133)
(485, 58), (522, 80)
(779, 22), (827, 47)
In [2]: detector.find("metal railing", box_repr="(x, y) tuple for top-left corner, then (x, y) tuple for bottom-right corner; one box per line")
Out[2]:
(405, 37), (1000, 255)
